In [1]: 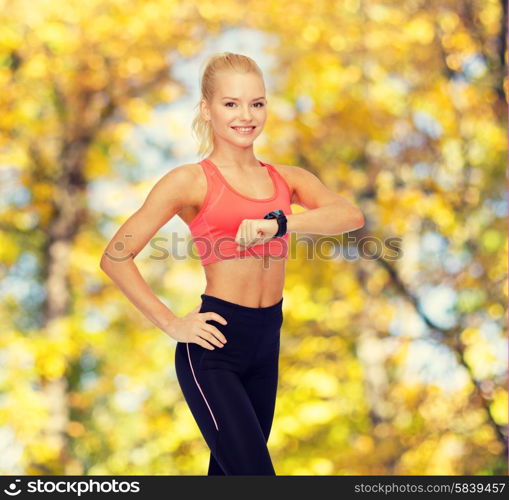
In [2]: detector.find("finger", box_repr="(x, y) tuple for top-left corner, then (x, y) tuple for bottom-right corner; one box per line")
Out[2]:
(245, 220), (256, 247)
(204, 312), (228, 325)
(195, 336), (215, 350)
(251, 237), (264, 247)
(201, 324), (227, 344)
(243, 220), (250, 248)
(200, 327), (226, 347)
(251, 221), (266, 244)
(235, 221), (242, 247)
(237, 219), (247, 248)
(246, 224), (263, 247)
(192, 304), (201, 313)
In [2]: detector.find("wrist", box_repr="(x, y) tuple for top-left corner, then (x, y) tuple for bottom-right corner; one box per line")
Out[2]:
(263, 209), (287, 238)
(160, 315), (179, 337)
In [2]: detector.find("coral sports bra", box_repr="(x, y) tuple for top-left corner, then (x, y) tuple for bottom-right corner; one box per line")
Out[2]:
(188, 158), (292, 266)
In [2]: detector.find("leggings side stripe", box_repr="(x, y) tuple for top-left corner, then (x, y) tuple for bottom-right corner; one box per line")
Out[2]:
(186, 343), (219, 431)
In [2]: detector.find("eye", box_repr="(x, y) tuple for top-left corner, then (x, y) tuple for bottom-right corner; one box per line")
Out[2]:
(224, 102), (265, 108)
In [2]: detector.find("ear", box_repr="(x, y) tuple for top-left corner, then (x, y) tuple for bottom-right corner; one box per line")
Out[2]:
(200, 99), (210, 121)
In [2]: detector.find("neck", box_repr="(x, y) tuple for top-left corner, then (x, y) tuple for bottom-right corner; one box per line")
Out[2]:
(207, 146), (259, 169)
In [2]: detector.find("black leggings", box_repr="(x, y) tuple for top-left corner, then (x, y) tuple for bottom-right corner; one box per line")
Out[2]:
(174, 293), (283, 475)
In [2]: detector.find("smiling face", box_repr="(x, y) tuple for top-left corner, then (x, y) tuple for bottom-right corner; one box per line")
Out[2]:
(200, 70), (267, 149)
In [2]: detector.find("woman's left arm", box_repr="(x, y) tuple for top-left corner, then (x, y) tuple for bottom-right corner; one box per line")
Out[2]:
(284, 165), (365, 235)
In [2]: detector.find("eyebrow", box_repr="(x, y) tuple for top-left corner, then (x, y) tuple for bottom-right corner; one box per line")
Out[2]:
(221, 97), (266, 101)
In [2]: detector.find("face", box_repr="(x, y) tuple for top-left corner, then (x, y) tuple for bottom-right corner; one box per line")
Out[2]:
(200, 70), (267, 148)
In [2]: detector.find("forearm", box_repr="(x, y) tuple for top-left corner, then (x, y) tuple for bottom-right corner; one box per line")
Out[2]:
(286, 203), (364, 235)
(100, 257), (177, 333)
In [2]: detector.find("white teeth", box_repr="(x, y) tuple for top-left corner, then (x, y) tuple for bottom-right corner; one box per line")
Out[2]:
(233, 127), (254, 132)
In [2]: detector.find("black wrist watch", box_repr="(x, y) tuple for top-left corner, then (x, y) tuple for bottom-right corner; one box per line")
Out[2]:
(263, 209), (287, 238)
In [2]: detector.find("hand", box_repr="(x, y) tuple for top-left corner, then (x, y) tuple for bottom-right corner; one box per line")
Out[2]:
(235, 218), (278, 251)
(164, 304), (228, 350)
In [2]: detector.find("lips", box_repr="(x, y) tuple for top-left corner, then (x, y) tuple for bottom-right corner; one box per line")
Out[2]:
(231, 126), (256, 135)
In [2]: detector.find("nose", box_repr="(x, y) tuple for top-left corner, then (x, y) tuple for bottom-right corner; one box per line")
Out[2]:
(239, 105), (253, 121)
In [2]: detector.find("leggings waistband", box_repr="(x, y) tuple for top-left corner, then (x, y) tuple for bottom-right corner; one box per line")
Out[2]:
(200, 293), (283, 320)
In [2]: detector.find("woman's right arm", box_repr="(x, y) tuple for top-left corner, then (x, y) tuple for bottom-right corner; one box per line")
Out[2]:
(99, 164), (228, 349)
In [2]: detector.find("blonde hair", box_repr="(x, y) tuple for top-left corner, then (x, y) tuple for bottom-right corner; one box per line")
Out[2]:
(191, 52), (264, 158)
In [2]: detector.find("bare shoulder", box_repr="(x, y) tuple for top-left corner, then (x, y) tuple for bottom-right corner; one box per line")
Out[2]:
(271, 163), (311, 205)
(149, 162), (204, 203)
(157, 162), (202, 185)
(273, 163), (313, 176)
(272, 163), (315, 182)
(178, 162), (207, 204)
(130, 163), (205, 229)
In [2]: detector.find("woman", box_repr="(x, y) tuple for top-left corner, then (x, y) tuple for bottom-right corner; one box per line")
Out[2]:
(100, 52), (365, 475)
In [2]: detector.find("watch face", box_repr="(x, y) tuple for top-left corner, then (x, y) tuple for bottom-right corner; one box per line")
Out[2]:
(264, 210), (284, 219)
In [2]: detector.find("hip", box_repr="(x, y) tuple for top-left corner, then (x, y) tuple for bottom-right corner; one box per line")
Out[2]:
(176, 293), (284, 373)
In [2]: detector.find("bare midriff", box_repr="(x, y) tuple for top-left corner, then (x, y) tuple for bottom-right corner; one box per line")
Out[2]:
(202, 256), (286, 308)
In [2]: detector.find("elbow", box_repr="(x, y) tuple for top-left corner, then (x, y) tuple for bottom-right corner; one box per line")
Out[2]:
(351, 210), (365, 231)
(356, 211), (365, 229)
(99, 252), (112, 273)
(100, 249), (135, 272)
